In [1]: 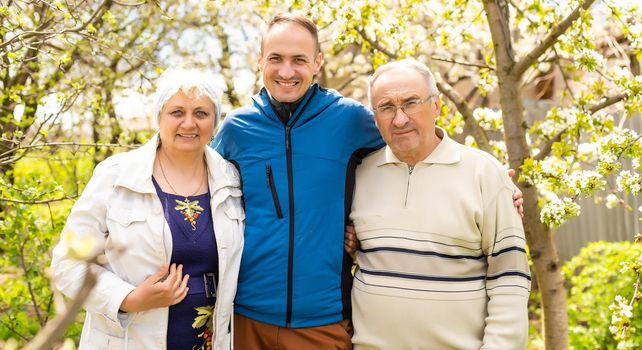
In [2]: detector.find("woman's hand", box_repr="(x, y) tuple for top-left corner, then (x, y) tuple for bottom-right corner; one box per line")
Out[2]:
(119, 263), (189, 313)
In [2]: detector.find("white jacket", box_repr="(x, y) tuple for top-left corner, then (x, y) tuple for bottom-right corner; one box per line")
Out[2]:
(50, 135), (244, 349)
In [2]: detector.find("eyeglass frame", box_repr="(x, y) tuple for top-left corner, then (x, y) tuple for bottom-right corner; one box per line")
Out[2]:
(372, 95), (438, 119)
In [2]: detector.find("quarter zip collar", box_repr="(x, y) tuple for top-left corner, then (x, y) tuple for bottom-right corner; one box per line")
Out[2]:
(252, 83), (340, 127)
(268, 93), (304, 124)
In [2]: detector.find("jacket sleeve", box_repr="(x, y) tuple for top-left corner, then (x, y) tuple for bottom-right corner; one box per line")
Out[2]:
(50, 159), (136, 326)
(480, 172), (531, 349)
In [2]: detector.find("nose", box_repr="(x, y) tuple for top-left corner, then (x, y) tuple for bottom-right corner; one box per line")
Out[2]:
(182, 113), (197, 128)
(391, 108), (409, 127)
(278, 61), (295, 80)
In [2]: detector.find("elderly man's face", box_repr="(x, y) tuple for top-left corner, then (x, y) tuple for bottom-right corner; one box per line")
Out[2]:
(259, 22), (322, 103)
(371, 66), (440, 164)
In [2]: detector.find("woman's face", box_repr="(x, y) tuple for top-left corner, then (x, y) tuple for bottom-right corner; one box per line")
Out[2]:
(158, 89), (216, 155)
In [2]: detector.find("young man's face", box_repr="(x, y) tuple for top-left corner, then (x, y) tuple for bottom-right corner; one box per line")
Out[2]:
(259, 22), (323, 103)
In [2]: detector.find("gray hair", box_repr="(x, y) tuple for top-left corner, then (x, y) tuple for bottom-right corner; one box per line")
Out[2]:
(152, 67), (222, 128)
(367, 58), (439, 107)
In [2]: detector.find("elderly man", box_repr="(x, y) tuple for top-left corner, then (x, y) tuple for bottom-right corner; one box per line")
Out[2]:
(349, 59), (531, 349)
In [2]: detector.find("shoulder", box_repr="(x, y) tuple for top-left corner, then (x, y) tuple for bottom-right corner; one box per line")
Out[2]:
(221, 105), (262, 127)
(205, 147), (241, 187)
(92, 149), (134, 175)
(357, 148), (385, 175)
(315, 87), (370, 113)
(456, 143), (514, 189)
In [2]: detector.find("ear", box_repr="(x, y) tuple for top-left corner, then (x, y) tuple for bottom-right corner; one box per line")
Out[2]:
(433, 95), (442, 112)
(312, 51), (323, 74)
(257, 52), (264, 71)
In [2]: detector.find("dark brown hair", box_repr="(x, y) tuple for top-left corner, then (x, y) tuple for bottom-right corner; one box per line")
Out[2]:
(261, 13), (320, 54)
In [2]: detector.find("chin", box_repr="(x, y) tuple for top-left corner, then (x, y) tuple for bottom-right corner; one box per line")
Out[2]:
(274, 93), (300, 103)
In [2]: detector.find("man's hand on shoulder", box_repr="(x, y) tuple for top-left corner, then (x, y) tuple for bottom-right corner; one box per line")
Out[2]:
(508, 169), (524, 218)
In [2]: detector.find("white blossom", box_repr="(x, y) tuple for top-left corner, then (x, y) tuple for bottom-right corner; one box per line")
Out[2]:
(540, 197), (581, 227)
(605, 194), (619, 209)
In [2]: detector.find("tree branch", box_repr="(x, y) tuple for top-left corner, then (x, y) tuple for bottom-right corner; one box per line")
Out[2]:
(0, 196), (75, 205)
(0, 0), (112, 51)
(430, 55), (494, 70)
(22, 269), (97, 350)
(512, 0), (597, 77)
(18, 240), (45, 326)
(534, 128), (566, 161)
(534, 92), (628, 161)
(356, 27), (398, 59)
(0, 141), (135, 159)
(356, 27), (492, 70)
(483, 0), (515, 74)
(435, 77), (492, 154)
(589, 93), (627, 114)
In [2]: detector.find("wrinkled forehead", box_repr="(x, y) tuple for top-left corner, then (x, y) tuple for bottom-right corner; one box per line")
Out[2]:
(372, 68), (429, 101)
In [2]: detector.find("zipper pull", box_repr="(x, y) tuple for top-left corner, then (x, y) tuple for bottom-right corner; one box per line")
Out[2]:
(266, 164), (272, 186)
(285, 125), (291, 151)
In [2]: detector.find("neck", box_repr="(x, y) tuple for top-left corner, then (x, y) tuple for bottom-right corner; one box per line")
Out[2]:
(399, 132), (442, 166)
(158, 147), (205, 176)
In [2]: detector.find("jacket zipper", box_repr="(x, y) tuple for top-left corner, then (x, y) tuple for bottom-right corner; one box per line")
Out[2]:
(285, 116), (295, 327)
(278, 89), (316, 327)
(266, 164), (284, 219)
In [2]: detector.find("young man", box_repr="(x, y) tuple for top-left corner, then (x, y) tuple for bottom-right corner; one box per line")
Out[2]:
(350, 59), (531, 349)
(212, 14), (382, 349)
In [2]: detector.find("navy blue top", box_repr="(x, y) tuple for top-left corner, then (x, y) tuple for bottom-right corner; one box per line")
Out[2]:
(152, 177), (218, 349)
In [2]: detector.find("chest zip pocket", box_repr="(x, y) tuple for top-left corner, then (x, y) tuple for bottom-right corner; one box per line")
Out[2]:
(266, 164), (284, 219)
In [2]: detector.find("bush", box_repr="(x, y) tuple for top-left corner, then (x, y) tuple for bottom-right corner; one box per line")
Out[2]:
(0, 150), (95, 346)
(563, 241), (642, 349)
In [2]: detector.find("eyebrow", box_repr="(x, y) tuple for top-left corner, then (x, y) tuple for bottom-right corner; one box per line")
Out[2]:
(377, 95), (421, 106)
(267, 52), (310, 60)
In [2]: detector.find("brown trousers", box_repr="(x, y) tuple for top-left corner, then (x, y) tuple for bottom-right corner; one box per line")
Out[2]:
(233, 312), (353, 350)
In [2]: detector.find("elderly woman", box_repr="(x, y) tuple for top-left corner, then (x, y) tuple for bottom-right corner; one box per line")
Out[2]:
(50, 68), (244, 349)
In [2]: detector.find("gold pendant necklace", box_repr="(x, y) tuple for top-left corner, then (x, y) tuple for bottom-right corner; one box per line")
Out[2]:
(158, 153), (206, 231)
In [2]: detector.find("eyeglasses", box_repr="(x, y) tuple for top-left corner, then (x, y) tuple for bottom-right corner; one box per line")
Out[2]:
(373, 95), (437, 120)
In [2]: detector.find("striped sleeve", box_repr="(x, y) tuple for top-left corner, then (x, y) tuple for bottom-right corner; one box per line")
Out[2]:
(481, 185), (531, 349)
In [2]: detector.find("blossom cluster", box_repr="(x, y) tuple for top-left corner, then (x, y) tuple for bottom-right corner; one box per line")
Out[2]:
(540, 197), (581, 228)
(564, 170), (606, 196)
(473, 107), (503, 131)
(609, 294), (635, 347)
(617, 171), (642, 195)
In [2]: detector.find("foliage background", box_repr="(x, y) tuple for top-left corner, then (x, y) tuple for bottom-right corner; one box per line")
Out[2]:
(1, 0), (641, 349)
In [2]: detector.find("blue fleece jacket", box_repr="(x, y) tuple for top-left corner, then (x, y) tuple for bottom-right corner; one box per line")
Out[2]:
(212, 84), (383, 327)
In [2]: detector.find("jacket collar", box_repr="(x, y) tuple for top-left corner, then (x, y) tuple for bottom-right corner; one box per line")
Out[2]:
(113, 134), (240, 199)
(252, 83), (341, 126)
(376, 126), (461, 167)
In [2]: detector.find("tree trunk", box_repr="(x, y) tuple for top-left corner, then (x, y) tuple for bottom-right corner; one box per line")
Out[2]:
(482, 0), (571, 346)
(500, 71), (569, 350)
